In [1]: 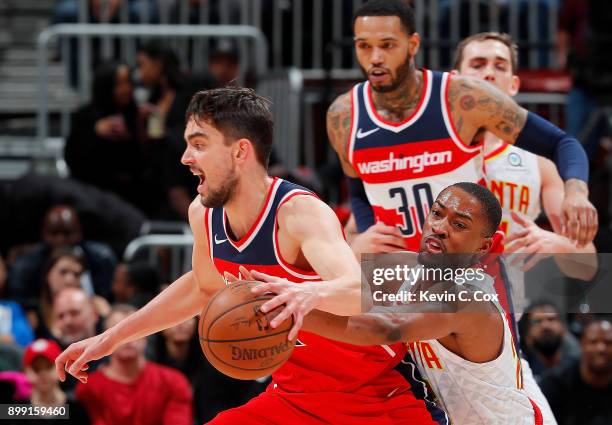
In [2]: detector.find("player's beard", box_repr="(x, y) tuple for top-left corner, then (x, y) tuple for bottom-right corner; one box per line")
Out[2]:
(199, 169), (239, 208)
(362, 52), (413, 93)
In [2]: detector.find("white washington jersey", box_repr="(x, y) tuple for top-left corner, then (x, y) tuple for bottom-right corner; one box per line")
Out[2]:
(348, 70), (485, 252)
(485, 143), (542, 236)
(405, 276), (544, 424)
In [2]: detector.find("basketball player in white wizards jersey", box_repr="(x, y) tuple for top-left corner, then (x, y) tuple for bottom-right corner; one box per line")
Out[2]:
(302, 183), (547, 424)
(452, 32), (597, 282)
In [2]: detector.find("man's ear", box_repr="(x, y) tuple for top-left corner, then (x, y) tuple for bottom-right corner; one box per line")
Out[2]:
(408, 33), (421, 57)
(478, 237), (493, 255)
(234, 139), (251, 163)
(508, 75), (521, 97)
(450, 69), (459, 76)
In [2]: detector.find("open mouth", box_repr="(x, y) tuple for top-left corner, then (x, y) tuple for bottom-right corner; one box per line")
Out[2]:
(424, 236), (445, 254)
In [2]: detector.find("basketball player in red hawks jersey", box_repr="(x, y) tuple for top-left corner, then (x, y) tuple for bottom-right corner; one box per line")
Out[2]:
(329, 0), (596, 258)
(452, 32), (597, 282)
(55, 87), (445, 424)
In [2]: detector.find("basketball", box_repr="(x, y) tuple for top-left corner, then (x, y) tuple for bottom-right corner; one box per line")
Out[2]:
(198, 280), (295, 380)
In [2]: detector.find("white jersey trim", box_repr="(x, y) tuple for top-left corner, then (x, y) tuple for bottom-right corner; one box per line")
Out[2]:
(222, 178), (282, 253)
(440, 73), (482, 154)
(272, 189), (321, 280)
(347, 84), (360, 165)
(362, 70), (433, 133)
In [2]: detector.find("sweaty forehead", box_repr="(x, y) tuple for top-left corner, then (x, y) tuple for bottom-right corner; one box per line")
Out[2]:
(354, 16), (406, 39)
(462, 39), (512, 64)
(436, 187), (482, 215)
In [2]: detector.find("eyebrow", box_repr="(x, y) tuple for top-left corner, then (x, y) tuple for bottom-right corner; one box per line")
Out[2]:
(354, 36), (398, 42)
(187, 132), (208, 141)
(434, 201), (473, 221)
(469, 56), (510, 63)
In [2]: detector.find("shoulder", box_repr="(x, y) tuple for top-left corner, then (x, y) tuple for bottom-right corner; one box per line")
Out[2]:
(188, 197), (206, 233)
(277, 194), (341, 240)
(326, 92), (353, 146)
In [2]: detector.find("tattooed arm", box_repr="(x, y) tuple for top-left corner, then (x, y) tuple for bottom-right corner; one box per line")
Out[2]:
(448, 75), (597, 246)
(327, 92), (357, 177)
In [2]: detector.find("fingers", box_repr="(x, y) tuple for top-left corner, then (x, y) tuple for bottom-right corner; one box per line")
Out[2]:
(68, 352), (91, 383)
(586, 207), (599, 245)
(251, 281), (284, 298)
(563, 207), (580, 244)
(288, 314), (304, 341)
(238, 266), (254, 281)
(261, 291), (290, 314)
(505, 228), (529, 246)
(55, 353), (68, 382)
(269, 301), (295, 329)
(250, 270), (281, 283)
(224, 271), (240, 283)
(510, 211), (529, 228)
(577, 207), (589, 247)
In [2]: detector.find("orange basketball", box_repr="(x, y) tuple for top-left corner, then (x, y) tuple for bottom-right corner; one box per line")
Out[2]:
(198, 280), (295, 380)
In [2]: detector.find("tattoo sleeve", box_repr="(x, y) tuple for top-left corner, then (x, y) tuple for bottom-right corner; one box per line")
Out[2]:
(449, 77), (527, 143)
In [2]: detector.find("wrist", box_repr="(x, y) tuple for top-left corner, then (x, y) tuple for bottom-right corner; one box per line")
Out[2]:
(564, 179), (589, 197)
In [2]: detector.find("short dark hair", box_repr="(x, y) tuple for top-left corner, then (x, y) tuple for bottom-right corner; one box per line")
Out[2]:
(185, 86), (274, 168)
(446, 182), (502, 237)
(353, 0), (416, 35)
(453, 32), (519, 73)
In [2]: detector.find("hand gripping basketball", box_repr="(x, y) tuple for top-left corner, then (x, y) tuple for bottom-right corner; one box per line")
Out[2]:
(198, 279), (296, 380)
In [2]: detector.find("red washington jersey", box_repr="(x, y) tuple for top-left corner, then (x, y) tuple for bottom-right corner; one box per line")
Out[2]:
(348, 69), (485, 252)
(204, 178), (414, 395)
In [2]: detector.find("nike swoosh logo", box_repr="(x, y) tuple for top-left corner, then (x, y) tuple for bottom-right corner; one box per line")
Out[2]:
(214, 234), (228, 244)
(356, 127), (380, 139)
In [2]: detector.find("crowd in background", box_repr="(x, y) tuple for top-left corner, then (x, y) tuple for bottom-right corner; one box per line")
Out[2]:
(0, 0), (611, 424)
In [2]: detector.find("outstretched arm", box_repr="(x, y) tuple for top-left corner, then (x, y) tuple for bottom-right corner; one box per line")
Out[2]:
(302, 307), (458, 346)
(55, 200), (225, 382)
(449, 75), (596, 245)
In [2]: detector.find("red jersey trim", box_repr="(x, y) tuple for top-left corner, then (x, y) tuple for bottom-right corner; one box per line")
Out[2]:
(363, 69), (432, 132)
(440, 73), (481, 154)
(223, 177), (280, 252)
(273, 190), (320, 280)
(484, 142), (511, 161)
(528, 397), (544, 425)
(204, 207), (213, 260)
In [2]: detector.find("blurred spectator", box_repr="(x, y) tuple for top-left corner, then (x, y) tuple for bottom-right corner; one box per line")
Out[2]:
(208, 41), (240, 87)
(137, 41), (215, 220)
(34, 248), (110, 340)
(7, 205), (116, 309)
(16, 339), (91, 425)
(53, 288), (99, 349)
(0, 175), (145, 259)
(77, 305), (192, 425)
(111, 261), (160, 307)
(65, 62), (146, 211)
(147, 317), (266, 423)
(53, 288), (103, 394)
(0, 343), (24, 372)
(540, 319), (612, 425)
(557, 0), (612, 159)
(0, 255), (34, 348)
(53, 0), (143, 24)
(519, 300), (581, 380)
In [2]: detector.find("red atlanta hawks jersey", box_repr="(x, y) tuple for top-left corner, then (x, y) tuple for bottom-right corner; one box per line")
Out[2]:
(204, 178), (410, 394)
(348, 70), (485, 252)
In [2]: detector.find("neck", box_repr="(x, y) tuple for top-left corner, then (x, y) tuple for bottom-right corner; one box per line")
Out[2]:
(483, 132), (504, 155)
(371, 66), (422, 118)
(31, 388), (65, 406)
(536, 349), (562, 368)
(580, 362), (612, 388)
(107, 356), (146, 383)
(165, 339), (190, 362)
(224, 170), (273, 240)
